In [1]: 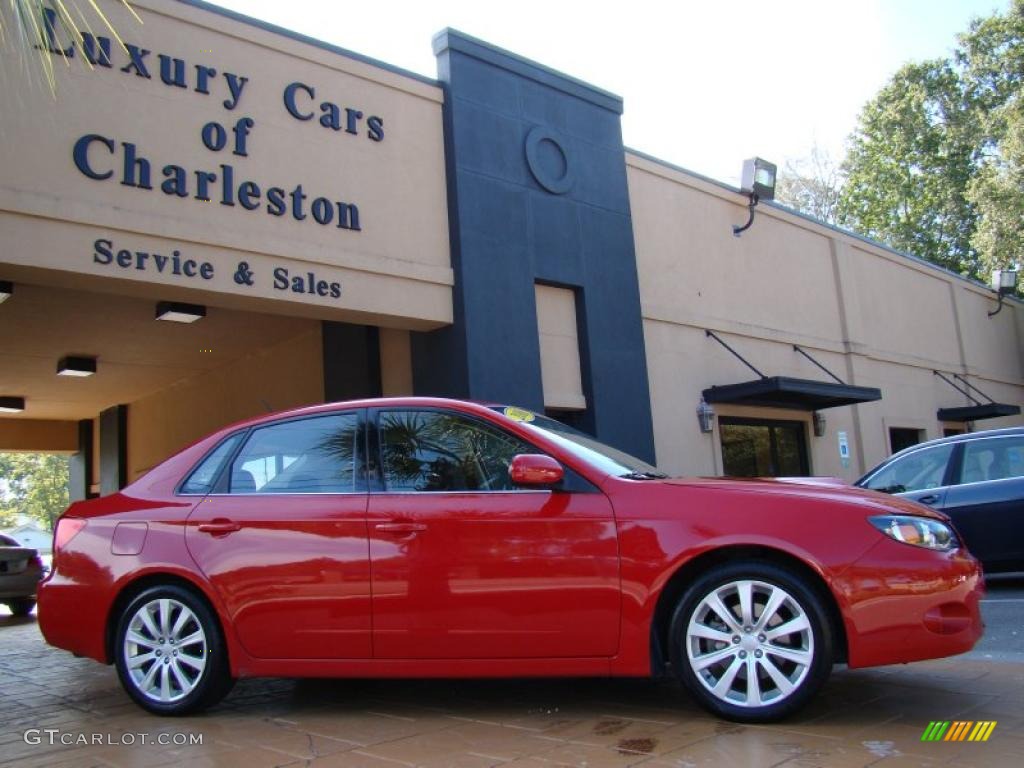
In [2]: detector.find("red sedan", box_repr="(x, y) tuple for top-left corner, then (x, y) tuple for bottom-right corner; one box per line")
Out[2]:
(38, 398), (983, 721)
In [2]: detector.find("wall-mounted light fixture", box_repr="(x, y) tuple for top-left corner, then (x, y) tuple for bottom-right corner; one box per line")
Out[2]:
(0, 396), (25, 413)
(156, 301), (206, 323)
(732, 157), (777, 237)
(0, 281), (12, 304)
(988, 269), (1018, 317)
(696, 398), (715, 433)
(812, 411), (826, 437)
(57, 356), (97, 377)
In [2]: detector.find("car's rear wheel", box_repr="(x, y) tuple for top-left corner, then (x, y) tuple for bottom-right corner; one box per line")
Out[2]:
(6, 598), (35, 616)
(114, 584), (234, 715)
(668, 561), (833, 722)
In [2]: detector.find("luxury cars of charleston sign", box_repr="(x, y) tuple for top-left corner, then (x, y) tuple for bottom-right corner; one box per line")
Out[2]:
(42, 8), (382, 301)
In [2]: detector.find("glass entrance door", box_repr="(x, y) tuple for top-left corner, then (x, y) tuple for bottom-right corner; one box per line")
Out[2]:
(720, 417), (810, 477)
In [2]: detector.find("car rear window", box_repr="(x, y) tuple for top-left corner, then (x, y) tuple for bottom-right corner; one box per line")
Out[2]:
(180, 433), (244, 495)
(959, 436), (1024, 484)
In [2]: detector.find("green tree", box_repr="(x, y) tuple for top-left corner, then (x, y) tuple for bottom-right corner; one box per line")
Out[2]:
(0, 453), (70, 531)
(838, 60), (983, 277)
(961, 0), (1024, 274)
(838, 0), (1023, 281)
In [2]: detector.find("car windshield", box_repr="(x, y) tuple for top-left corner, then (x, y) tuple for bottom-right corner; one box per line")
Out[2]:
(491, 406), (667, 479)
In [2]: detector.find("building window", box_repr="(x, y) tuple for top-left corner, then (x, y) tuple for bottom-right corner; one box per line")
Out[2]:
(889, 427), (925, 454)
(535, 284), (586, 411)
(720, 418), (809, 477)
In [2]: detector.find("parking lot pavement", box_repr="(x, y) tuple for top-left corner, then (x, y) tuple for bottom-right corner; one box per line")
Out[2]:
(1, 605), (1022, 768)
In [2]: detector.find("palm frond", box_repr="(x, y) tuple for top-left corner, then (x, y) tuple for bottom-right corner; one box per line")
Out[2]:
(0, 0), (139, 96)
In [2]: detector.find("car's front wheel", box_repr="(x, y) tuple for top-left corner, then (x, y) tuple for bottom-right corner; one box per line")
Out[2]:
(114, 584), (234, 715)
(669, 561), (833, 722)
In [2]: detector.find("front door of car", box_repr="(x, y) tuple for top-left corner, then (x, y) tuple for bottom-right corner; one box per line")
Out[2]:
(942, 435), (1024, 573)
(367, 408), (620, 660)
(861, 442), (956, 510)
(185, 410), (372, 660)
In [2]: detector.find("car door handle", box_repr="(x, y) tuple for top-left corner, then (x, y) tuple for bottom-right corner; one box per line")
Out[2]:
(917, 494), (940, 505)
(375, 522), (427, 534)
(197, 519), (241, 536)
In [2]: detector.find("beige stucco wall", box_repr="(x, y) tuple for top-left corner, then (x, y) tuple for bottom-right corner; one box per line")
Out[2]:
(379, 328), (414, 397)
(127, 325), (323, 479)
(628, 152), (1024, 479)
(0, 420), (78, 453)
(0, 0), (451, 330)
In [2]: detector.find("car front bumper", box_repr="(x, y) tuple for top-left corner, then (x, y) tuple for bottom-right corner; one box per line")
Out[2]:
(838, 538), (984, 669)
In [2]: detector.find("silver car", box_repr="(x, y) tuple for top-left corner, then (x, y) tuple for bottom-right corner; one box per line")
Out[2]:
(0, 533), (44, 616)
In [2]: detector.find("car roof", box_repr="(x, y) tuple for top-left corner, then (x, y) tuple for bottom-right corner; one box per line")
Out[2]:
(210, 397), (509, 434)
(873, 426), (1024, 467)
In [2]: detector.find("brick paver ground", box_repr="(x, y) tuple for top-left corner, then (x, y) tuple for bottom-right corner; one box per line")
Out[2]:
(1, 611), (1021, 768)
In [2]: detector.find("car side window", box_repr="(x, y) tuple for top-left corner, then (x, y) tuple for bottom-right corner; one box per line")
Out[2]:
(864, 444), (954, 493)
(958, 437), (1024, 485)
(228, 413), (359, 494)
(180, 433), (243, 494)
(379, 410), (538, 492)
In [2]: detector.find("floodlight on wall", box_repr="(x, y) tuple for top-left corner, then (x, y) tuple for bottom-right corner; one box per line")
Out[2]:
(156, 301), (206, 323)
(696, 398), (716, 433)
(0, 281), (12, 304)
(57, 356), (97, 377)
(988, 269), (1018, 317)
(812, 411), (826, 437)
(732, 157), (777, 237)
(0, 396), (25, 413)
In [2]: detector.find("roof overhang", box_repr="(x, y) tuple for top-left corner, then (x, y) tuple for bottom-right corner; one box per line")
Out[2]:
(937, 403), (1021, 422)
(702, 376), (882, 411)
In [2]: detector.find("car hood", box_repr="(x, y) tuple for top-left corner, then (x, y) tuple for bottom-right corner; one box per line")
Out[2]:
(657, 476), (949, 521)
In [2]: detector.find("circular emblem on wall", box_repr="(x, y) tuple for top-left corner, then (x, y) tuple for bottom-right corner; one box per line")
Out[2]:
(524, 126), (575, 195)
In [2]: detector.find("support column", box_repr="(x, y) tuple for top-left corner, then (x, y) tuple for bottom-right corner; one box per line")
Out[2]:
(68, 419), (94, 501)
(99, 405), (127, 495)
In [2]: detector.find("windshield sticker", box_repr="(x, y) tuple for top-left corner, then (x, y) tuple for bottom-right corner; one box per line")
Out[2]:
(503, 406), (536, 423)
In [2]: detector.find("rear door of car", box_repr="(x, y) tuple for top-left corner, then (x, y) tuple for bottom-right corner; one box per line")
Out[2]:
(184, 409), (372, 659)
(941, 435), (1024, 572)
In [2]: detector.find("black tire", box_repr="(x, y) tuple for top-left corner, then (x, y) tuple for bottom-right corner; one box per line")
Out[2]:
(114, 584), (234, 715)
(7, 598), (35, 616)
(668, 561), (833, 722)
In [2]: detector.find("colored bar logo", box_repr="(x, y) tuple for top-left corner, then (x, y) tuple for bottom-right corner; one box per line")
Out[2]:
(921, 721), (997, 742)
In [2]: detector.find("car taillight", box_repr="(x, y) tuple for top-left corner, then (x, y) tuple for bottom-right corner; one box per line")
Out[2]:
(53, 518), (87, 553)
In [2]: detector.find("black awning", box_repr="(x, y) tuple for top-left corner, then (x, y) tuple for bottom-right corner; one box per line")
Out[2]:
(702, 376), (882, 411)
(937, 403), (1021, 422)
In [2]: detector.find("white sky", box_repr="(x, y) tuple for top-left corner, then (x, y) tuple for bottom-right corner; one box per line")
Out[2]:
(213, 0), (1009, 186)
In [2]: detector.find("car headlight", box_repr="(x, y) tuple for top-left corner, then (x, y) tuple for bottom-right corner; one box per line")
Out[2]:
(868, 515), (958, 551)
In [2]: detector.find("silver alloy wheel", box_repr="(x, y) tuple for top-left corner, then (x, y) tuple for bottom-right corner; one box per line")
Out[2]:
(686, 579), (814, 708)
(123, 597), (208, 703)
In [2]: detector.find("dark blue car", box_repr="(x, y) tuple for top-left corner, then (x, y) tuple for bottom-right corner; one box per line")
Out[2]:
(857, 427), (1024, 575)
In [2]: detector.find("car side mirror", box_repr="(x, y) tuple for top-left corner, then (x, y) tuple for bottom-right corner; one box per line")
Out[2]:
(509, 454), (564, 486)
